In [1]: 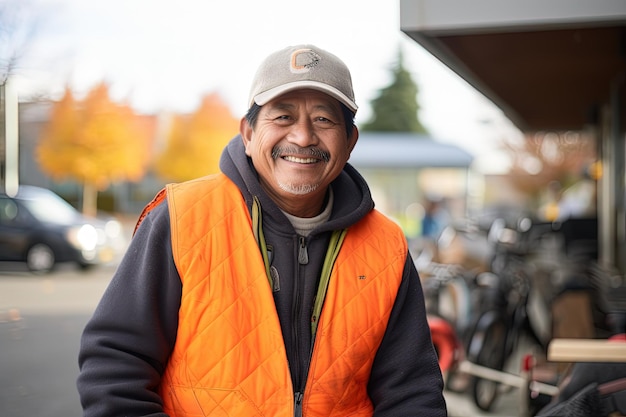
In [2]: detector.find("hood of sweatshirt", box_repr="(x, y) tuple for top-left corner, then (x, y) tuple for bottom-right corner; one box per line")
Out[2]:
(219, 135), (375, 235)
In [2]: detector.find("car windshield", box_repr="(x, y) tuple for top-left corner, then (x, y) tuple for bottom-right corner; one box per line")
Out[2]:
(21, 192), (80, 225)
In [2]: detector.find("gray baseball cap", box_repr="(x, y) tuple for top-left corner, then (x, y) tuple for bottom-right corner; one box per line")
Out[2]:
(248, 44), (358, 114)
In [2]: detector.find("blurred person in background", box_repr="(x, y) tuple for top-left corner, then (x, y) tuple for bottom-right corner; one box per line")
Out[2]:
(421, 196), (449, 241)
(76, 44), (446, 417)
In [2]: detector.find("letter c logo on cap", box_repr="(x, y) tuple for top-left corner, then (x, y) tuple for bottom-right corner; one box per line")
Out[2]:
(290, 49), (320, 74)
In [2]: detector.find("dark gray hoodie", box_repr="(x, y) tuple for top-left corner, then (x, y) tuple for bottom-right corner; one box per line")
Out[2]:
(77, 136), (447, 416)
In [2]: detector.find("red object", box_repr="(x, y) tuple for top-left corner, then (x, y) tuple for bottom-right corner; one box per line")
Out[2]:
(521, 353), (535, 372)
(428, 315), (461, 372)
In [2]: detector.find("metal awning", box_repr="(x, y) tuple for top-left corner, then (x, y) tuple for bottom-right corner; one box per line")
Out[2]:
(400, 0), (626, 132)
(349, 132), (474, 168)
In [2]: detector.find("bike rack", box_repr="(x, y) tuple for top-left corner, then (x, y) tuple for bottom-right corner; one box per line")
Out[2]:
(458, 359), (560, 396)
(455, 338), (626, 412)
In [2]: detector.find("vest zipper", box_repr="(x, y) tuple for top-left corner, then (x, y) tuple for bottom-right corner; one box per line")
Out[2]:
(292, 236), (308, 403)
(294, 391), (304, 417)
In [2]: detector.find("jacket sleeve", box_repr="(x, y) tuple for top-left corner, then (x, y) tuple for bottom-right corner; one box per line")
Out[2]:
(367, 253), (448, 416)
(77, 201), (181, 417)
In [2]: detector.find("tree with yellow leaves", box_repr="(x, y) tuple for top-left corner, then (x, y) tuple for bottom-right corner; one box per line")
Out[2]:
(154, 93), (239, 182)
(37, 83), (151, 216)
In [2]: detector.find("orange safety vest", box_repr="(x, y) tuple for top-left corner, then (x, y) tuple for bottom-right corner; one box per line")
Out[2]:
(141, 174), (407, 416)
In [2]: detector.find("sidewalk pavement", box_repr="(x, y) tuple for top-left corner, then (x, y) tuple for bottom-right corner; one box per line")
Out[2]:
(445, 387), (522, 417)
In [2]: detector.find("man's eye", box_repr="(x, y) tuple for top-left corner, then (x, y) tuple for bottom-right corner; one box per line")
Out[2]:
(315, 117), (335, 124)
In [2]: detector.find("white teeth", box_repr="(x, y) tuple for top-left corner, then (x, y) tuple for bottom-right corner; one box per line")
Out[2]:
(283, 156), (317, 164)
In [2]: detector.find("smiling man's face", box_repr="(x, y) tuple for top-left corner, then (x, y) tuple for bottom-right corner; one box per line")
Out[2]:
(241, 89), (358, 217)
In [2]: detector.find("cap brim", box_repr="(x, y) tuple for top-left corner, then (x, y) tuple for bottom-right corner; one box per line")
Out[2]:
(252, 81), (358, 113)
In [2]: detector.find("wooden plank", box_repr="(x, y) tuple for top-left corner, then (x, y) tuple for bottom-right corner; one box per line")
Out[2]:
(548, 338), (626, 362)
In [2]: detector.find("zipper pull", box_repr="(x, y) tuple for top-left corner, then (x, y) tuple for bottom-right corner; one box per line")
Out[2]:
(298, 237), (309, 265)
(294, 391), (303, 417)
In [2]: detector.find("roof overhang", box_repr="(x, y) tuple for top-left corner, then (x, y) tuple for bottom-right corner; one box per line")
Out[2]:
(400, 0), (626, 132)
(349, 133), (474, 168)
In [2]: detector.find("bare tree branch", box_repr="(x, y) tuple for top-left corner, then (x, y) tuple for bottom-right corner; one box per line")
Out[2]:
(0, 0), (39, 84)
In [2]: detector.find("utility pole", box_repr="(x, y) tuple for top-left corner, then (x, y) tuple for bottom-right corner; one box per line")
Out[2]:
(0, 80), (19, 196)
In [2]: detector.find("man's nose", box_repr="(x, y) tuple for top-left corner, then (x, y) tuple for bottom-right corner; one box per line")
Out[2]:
(287, 119), (318, 147)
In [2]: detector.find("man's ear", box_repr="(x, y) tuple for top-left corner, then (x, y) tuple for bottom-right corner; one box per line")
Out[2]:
(240, 117), (252, 156)
(348, 125), (359, 153)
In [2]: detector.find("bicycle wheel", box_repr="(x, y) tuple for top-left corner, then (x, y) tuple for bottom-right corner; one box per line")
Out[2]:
(468, 315), (508, 411)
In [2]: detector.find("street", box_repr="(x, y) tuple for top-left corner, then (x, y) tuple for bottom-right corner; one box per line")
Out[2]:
(0, 263), (113, 417)
(0, 259), (526, 417)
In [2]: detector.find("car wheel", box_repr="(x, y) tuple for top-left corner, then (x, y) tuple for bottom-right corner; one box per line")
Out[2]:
(26, 243), (55, 273)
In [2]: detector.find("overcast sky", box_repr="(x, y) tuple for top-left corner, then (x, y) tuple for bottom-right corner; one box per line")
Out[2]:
(11, 0), (521, 173)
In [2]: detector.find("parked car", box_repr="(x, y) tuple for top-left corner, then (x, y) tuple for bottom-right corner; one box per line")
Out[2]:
(0, 185), (124, 273)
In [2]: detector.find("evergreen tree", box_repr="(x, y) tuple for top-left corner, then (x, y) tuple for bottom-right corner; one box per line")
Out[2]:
(361, 48), (428, 133)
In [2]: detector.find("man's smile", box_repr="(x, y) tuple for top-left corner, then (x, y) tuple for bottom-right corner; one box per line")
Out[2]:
(282, 156), (320, 164)
(272, 146), (331, 163)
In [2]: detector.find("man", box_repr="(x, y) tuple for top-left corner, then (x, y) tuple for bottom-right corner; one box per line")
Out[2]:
(77, 44), (447, 416)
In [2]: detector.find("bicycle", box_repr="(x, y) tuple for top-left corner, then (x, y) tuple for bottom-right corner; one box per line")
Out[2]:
(464, 217), (548, 412)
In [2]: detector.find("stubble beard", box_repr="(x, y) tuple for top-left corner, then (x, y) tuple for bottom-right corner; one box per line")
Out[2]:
(278, 181), (319, 195)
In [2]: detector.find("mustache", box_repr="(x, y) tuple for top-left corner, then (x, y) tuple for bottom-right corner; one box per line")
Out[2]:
(271, 146), (330, 162)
